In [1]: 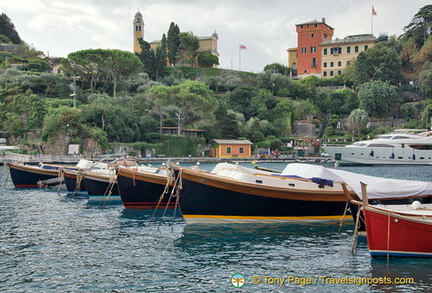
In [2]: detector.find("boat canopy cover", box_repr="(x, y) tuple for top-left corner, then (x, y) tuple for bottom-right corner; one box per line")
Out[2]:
(282, 163), (432, 199)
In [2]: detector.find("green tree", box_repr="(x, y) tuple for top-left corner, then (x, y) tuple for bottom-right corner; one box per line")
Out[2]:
(197, 51), (219, 67)
(402, 5), (432, 47)
(415, 35), (432, 65)
(62, 49), (108, 94)
(272, 98), (294, 136)
(167, 22), (180, 66)
(170, 81), (218, 130)
(28, 59), (51, 73)
(63, 49), (143, 96)
(105, 49), (143, 96)
(178, 32), (200, 66)
(41, 106), (83, 142)
(0, 13), (21, 44)
(146, 85), (171, 132)
(353, 43), (403, 86)
(357, 81), (397, 117)
(419, 61), (432, 98)
(263, 63), (290, 75)
(400, 37), (419, 72)
(227, 86), (256, 120)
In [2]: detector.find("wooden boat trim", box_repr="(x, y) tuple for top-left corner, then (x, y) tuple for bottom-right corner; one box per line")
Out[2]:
(117, 167), (173, 186)
(183, 214), (351, 222)
(179, 168), (349, 202)
(8, 162), (60, 176)
(363, 205), (432, 225)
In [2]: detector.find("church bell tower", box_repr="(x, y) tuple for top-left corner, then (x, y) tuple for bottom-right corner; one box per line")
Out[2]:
(133, 11), (144, 53)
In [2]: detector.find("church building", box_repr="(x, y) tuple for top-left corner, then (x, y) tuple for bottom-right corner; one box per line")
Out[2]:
(132, 11), (219, 66)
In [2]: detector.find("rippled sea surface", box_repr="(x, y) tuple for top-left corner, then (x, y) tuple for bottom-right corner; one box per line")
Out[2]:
(1, 163), (432, 292)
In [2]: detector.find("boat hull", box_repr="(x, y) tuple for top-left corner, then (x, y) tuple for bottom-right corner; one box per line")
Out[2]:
(116, 167), (174, 209)
(64, 171), (87, 195)
(364, 206), (432, 257)
(323, 145), (432, 165)
(7, 163), (61, 188)
(178, 168), (349, 223)
(83, 173), (119, 197)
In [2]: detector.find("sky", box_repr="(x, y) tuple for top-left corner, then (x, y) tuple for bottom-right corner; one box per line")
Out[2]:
(1, 0), (430, 73)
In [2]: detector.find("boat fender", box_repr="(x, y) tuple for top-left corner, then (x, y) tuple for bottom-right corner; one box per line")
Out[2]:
(412, 201), (423, 210)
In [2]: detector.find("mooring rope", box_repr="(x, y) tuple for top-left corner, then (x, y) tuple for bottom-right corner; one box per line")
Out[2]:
(339, 201), (349, 234)
(2, 162), (9, 188)
(386, 211), (391, 268)
(149, 165), (176, 222)
(104, 173), (117, 198)
(57, 168), (65, 193)
(351, 206), (362, 254)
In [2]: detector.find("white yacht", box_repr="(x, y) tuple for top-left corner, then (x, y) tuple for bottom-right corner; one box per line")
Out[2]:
(323, 130), (432, 165)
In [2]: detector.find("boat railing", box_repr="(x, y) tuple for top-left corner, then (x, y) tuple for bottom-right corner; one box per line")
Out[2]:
(323, 143), (350, 147)
(4, 152), (80, 163)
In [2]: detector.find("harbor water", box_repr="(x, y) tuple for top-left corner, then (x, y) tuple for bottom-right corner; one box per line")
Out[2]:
(1, 162), (432, 292)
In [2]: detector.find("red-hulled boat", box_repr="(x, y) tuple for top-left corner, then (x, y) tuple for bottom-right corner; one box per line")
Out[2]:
(348, 182), (432, 258)
(363, 203), (432, 258)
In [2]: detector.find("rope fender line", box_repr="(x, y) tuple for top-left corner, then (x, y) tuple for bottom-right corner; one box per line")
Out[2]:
(339, 201), (349, 233)
(3, 162), (10, 188)
(149, 164), (176, 221)
(351, 205), (363, 254)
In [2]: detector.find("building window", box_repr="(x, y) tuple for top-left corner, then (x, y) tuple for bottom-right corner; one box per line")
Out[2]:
(323, 71), (327, 77)
(311, 46), (317, 53)
(355, 46), (359, 52)
(312, 57), (317, 68)
(330, 62), (334, 67)
(324, 48), (328, 55)
(302, 47), (307, 53)
(347, 60), (351, 65)
(338, 61), (342, 67)
(347, 47), (351, 53)
(330, 71), (334, 76)
(239, 147), (244, 154)
(311, 33), (315, 38)
(338, 71), (342, 75)
(323, 62), (327, 68)
(314, 24), (317, 27)
(331, 47), (341, 54)
(300, 25), (304, 28)
(364, 45), (369, 50)
(226, 147), (231, 154)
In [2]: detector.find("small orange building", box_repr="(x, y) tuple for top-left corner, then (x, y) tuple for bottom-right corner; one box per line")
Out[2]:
(210, 139), (253, 158)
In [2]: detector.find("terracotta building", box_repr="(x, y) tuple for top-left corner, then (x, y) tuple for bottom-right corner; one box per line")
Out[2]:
(288, 18), (377, 78)
(294, 18), (334, 77)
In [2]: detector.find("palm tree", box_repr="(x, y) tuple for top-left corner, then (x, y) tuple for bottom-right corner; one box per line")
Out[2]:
(348, 108), (369, 140)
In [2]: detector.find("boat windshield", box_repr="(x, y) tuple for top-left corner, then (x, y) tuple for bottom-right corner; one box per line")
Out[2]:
(368, 143), (395, 147)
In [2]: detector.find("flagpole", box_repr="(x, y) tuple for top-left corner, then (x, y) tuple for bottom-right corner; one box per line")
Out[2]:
(239, 44), (241, 71)
(371, 11), (373, 35)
